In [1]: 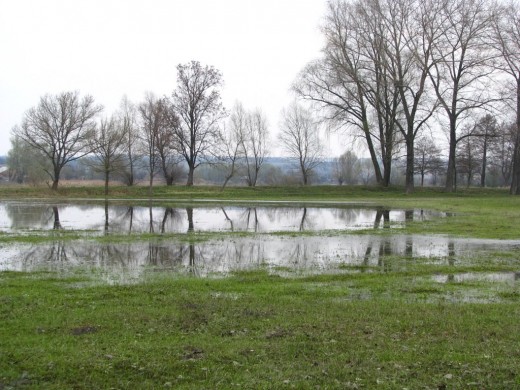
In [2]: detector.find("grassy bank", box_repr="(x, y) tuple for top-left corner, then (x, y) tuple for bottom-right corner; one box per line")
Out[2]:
(1, 268), (520, 389)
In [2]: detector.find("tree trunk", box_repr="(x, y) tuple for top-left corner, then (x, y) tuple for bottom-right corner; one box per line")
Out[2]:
(148, 173), (153, 198)
(104, 171), (109, 196)
(51, 166), (60, 190)
(445, 118), (457, 192)
(382, 154), (392, 187)
(481, 136), (487, 188)
(363, 120), (383, 185)
(405, 138), (415, 194)
(187, 207), (194, 232)
(510, 78), (520, 195)
(186, 165), (194, 186)
(301, 160), (308, 185)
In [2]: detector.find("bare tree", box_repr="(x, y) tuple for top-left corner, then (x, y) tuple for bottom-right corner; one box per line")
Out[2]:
(413, 136), (443, 187)
(294, 0), (402, 187)
(279, 102), (323, 185)
(428, 0), (497, 192)
(490, 120), (515, 186)
(13, 91), (102, 189)
(90, 116), (128, 195)
(7, 132), (48, 184)
(117, 96), (140, 186)
(170, 61), (226, 186)
(333, 149), (361, 185)
(456, 127), (482, 187)
(216, 102), (246, 189)
(381, 0), (441, 193)
(492, 1), (520, 194)
(242, 109), (269, 187)
(157, 102), (182, 185)
(138, 92), (166, 194)
(474, 114), (498, 187)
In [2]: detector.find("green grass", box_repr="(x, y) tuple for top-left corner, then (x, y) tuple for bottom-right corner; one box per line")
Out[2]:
(1, 269), (520, 389)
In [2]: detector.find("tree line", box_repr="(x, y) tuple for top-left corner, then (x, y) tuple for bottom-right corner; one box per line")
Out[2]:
(8, 61), (323, 192)
(6, 0), (520, 194)
(294, 0), (520, 194)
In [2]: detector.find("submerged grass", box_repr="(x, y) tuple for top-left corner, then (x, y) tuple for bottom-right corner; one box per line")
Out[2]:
(1, 270), (520, 389)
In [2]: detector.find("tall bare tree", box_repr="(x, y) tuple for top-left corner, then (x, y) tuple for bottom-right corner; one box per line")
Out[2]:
(294, 0), (402, 187)
(381, 0), (441, 193)
(117, 96), (140, 186)
(490, 120), (515, 186)
(157, 102), (182, 186)
(474, 114), (498, 187)
(216, 102), (247, 189)
(170, 61), (226, 186)
(90, 116), (128, 195)
(428, 0), (497, 192)
(492, 1), (520, 194)
(13, 91), (102, 189)
(242, 109), (269, 187)
(279, 102), (323, 185)
(138, 92), (166, 193)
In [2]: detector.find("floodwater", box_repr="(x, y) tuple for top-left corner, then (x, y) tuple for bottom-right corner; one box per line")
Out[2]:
(0, 200), (442, 233)
(1, 200), (519, 284)
(2, 233), (520, 283)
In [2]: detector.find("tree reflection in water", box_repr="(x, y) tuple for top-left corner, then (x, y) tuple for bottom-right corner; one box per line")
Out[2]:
(52, 206), (62, 230)
(1, 201), (447, 234)
(7, 234), (518, 282)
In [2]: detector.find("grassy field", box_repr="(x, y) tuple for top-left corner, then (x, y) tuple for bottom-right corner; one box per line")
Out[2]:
(1, 184), (520, 388)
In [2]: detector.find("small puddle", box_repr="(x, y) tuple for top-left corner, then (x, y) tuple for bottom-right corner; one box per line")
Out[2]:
(0, 200), (443, 233)
(432, 272), (520, 284)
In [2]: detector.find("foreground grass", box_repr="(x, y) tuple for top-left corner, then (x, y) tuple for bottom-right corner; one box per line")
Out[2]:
(1, 269), (520, 389)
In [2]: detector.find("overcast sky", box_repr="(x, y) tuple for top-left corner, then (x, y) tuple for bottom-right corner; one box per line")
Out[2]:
(0, 0), (337, 157)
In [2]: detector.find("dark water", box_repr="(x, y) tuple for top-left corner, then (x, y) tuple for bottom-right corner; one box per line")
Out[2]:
(0, 200), (443, 233)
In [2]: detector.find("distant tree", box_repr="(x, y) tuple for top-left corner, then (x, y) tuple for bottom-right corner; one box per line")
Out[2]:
(359, 159), (376, 185)
(217, 102), (246, 189)
(158, 102), (182, 185)
(456, 129), (482, 187)
(90, 116), (128, 195)
(138, 93), (166, 194)
(413, 136), (443, 187)
(242, 109), (269, 187)
(117, 96), (141, 186)
(170, 61), (226, 186)
(279, 103), (323, 185)
(13, 91), (102, 189)
(474, 114), (498, 187)
(7, 133), (48, 184)
(492, 1), (520, 194)
(333, 149), (361, 185)
(490, 120), (515, 186)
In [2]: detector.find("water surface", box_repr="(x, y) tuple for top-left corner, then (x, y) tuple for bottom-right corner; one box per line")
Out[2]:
(0, 200), (442, 233)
